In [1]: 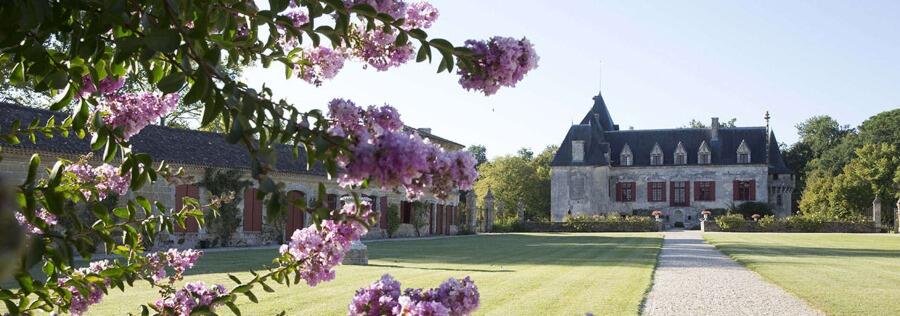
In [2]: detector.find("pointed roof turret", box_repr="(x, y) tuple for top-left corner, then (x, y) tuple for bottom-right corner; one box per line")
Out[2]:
(579, 91), (618, 131)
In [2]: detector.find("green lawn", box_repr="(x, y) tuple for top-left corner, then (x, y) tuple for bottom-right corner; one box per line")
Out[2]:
(704, 233), (900, 315)
(87, 233), (661, 315)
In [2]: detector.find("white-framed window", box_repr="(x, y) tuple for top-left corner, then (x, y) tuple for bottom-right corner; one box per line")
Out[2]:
(620, 144), (633, 166)
(650, 143), (663, 165)
(674, 141), (687, 165)
(572, 140), (585, 163)
(736, 139), (751, 164)
(698, 141), (711, 164)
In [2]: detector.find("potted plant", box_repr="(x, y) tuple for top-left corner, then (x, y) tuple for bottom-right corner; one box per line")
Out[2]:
(701, 210), (712, 221)
(751, 214), (761, 222)
(651, 210), (663, 222)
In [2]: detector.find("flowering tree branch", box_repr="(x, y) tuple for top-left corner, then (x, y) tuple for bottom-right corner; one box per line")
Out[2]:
(0, 0), (538, 314)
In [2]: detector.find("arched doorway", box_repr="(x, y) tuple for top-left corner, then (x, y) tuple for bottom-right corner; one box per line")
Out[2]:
(673, 210), (685, 228)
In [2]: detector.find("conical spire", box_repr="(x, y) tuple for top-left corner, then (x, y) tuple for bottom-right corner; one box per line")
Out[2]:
(579, 91), (617, 131)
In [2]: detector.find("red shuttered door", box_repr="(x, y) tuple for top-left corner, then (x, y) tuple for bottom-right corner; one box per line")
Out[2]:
(379, 197), (389, 229)
(285, 191), (305, 240)
(175, 185), (200, 233)
(243, 188), (263, 232)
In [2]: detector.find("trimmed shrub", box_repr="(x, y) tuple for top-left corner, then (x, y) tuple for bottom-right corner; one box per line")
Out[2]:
(732, 202), (773, 218)
(715, 214), (748, 231)
(386, 204), (401, 238)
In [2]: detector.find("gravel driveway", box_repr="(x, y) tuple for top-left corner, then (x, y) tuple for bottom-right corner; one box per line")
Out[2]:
(641, 231), (823, 316)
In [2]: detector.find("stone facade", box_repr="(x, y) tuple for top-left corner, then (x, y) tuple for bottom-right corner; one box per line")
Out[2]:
(550, 92), (794, 228)
(0, 102), (468, 250)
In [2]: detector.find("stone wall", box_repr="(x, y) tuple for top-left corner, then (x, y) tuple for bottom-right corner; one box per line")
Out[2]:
(1, 151), (460, 251)
(552, 163), (781, 229)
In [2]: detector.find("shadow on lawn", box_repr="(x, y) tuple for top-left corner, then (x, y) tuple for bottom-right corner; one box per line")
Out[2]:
(367, 263), (515, 273)
(713, 242), (900, 260)
(181, 233), (662, 275)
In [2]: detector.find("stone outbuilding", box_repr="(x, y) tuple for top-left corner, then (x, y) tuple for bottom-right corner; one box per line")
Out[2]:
(0, 102), (465, 249)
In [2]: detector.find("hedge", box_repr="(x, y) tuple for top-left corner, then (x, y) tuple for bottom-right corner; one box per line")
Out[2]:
(506, 214), (659, 232)
(708, 215), (876, 233)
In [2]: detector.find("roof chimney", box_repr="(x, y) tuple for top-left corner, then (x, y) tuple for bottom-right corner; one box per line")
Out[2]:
(711, 117), (720, 141)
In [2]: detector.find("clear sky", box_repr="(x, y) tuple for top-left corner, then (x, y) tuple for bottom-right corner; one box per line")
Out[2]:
(243, 0), (900, 158)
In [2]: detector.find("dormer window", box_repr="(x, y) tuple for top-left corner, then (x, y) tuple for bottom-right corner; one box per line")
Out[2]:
(674, 142), (687, 165)
(620, 144), (633, 166)
(736, 139), (751, 164)
(650, 143), (663, 166)
(698, 141), (711, 164)
(572, 140), (585, 163)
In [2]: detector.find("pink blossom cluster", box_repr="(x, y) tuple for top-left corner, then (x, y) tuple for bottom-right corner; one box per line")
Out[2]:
(58, 260), (113, 316)
(326, 99), (477, 199)
(145, 248), (204, 284)
(101, 92), (179, 140)
(349, 274), (480, 316)
(76, 75), (125, 100)
(457, 37), (539, 96)
(295, 47), (347, 86)
(154, 281), (228, 316)
(279, 202), (375, 286)
(403, 2), (439, 30)
(350, 28), (415, 71)
(14, 209), (57, 235)
(344, 0), (408, 19)
(65, 162), (131, 200)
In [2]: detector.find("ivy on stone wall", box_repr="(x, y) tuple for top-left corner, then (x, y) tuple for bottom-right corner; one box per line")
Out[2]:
(198, 169), (251, 247)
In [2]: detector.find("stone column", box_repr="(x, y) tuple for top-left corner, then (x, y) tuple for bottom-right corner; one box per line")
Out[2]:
(872, 196), (882, 230)
(896, 199), (900, 233)
(517, 198), (526, 224)
(484, 187), (494, 233)
(467, 191), (477, 231)
(340, 196), (369, 265)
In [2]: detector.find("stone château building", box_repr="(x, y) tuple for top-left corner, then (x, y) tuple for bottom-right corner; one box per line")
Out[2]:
(0, 102), (464, 249)
(550, 92), (794, 228)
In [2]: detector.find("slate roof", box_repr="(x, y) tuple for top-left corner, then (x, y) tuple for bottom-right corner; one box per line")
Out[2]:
(0, 102), (324, 175)
(551, 92), (793, 174)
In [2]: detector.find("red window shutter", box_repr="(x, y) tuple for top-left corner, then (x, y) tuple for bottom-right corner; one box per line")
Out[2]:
(694, 182), (700, 201)
(244, 188), (263, 232)
(646, 183), (653, 202)
(661, 182), (667, 202)
(186, 185), (200, 232)
(733, 181), (739, 200)
(175, 185), (186, 232)
(749, 180), (756, 201)
(379, 197), (388, 228)
(710, 181), (716, 201)
(615, 183), (623, 202)
(669, 182), (675, 206)
(429, 204), (435, 234)
(684, 181), (691, 206)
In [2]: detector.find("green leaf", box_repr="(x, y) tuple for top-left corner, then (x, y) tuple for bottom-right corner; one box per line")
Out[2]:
(158, 71), (186, 93)
(144, 29), (181, 53)
(113, 207), (130, 219)
(183, 76), (209, 104)
(15, 273), (34, 294)
(228, 274), (242, 284)
(10, 62), (25, 85)
(269, 0), (290, 12)
(226, 302), (241, 316)
(25, 154), (40, 185)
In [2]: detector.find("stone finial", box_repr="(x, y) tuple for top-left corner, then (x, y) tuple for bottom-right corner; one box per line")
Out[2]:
(485, 186), (494, 200)
(872, 196), (882, 230)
